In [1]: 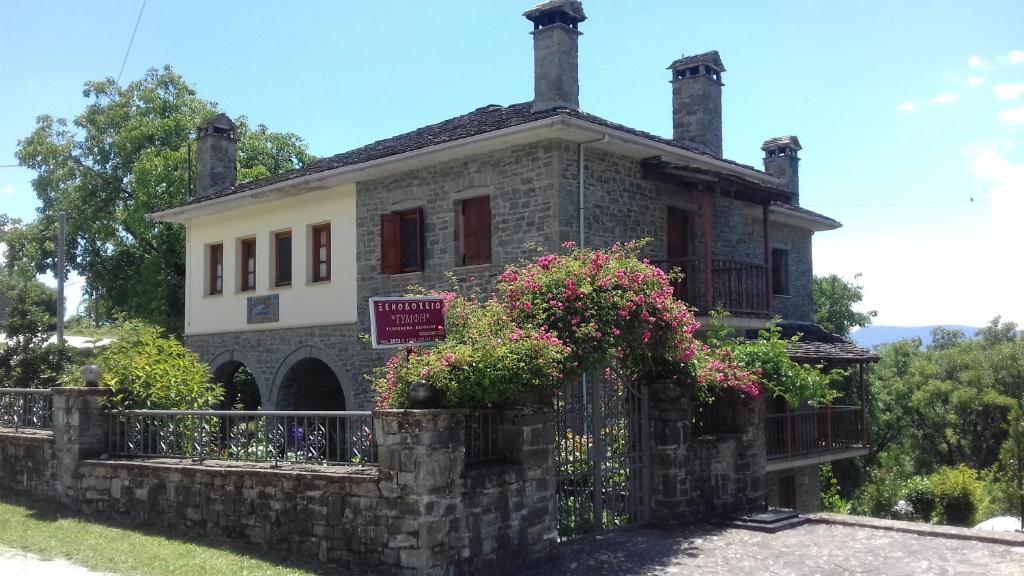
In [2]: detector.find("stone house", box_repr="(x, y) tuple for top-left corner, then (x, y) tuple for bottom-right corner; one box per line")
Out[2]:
(151, 1), (873, 514)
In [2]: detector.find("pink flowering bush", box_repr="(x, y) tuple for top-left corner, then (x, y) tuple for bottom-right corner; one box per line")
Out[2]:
(372, 292), (569, 409)
(499, 241), (760, 401)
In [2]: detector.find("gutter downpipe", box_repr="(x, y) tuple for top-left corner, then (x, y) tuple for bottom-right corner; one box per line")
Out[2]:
(577, 134), (607, 435)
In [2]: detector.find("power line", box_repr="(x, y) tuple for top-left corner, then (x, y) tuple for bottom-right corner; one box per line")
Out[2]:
(116, 0), (148, 85)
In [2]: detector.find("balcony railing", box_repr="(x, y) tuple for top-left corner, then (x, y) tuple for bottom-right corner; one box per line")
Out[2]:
(765, 406), (867, 461)
(651, 258), (769, 316)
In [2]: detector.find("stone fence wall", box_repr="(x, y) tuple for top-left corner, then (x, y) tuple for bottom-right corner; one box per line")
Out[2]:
(0, 388), (556, 576)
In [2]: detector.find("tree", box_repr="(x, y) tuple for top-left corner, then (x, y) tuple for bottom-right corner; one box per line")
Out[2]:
(3, 66), (315, 334)
(813, 273), (877, 337)
(0, 265), (74, 388)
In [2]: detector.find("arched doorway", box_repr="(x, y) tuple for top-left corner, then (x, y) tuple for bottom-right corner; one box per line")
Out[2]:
(213, 360), (263, 411)
(276, 357), (347, 411)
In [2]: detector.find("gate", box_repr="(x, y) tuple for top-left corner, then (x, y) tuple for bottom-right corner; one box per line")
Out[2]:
(555, 369), (650, 539)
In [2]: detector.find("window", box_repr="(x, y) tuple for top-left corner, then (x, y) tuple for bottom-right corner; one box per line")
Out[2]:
(274, 231), (292, 287)
(460, 196), (491, 266)
(381, 208), (423, 274)
(312, 223), (331, 282)
(771, 248), (789, 296)
(240, 237), (256, 291)
(208, 243), (223, 295)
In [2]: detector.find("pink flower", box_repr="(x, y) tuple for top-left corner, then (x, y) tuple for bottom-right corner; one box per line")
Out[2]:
(642, 330), (652, 343)
(562, 241), (577, 249)
(509, 329), (523, 342)
(538, 255), (557, 269)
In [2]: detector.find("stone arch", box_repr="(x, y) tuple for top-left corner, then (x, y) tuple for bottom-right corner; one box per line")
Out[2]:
(270, 345), (352, 411)
(208, 349), (263, 410)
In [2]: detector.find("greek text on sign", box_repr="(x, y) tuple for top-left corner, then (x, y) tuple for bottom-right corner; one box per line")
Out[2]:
(369, 297), (447, 349)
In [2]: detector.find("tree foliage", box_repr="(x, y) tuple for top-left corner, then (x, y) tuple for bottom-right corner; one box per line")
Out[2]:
(0, 266), (75, 388)
(849, 317), (1024, 524)
(813, 273), (877, 337)
(2, 65), (315, 333)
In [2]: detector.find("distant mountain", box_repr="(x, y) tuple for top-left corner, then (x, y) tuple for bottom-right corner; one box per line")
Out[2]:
(851, 325), (979, 349)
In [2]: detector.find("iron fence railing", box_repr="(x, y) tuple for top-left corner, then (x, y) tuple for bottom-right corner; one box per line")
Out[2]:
(765, 406), (866, 460)
(107, 410), (376, 465)
(0, 388), (53, 431)
(465, 410), (504, 465)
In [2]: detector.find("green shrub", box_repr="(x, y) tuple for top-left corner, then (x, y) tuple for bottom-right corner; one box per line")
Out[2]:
(852, 465), (907, 518)
(820, 464), (852, 514)
(930, 465), (982, 526)
(902, 476), (937, 521)
(94, 320), (221, 410)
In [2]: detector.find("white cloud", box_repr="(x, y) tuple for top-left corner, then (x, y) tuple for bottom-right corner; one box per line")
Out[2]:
(896, 101), (916, 112)
(999, 107), (1024, 124)
(1, 185), (13, 196)
(968, 55), (987, 69)
(993, 83), (1024, 100)
(1008, 50), (1024, 64)
(929, 92), (959, 105)
(967, 76), (986, 86)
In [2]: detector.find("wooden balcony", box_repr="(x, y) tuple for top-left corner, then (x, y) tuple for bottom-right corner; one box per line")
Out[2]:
(765, 406), (869, 470)
(652, 257), (769, 316)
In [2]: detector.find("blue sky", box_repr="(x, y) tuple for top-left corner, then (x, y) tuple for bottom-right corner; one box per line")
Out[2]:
(1, 1), (1022, 327)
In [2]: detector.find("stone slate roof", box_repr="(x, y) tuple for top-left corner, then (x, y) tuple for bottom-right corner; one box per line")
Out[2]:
(523, 0), (586, 22)
(771, 202), (841, 227)
(174, 102), (771, 209)
(776, 321), (879, 365)
(668, 50), (726, 73)
(762, 135), (802, 152)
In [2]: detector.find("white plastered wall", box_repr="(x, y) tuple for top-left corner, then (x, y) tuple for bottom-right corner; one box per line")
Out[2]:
(184, 184), (357, 335)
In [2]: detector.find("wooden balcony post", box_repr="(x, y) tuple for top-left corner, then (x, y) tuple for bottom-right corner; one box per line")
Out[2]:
(784, 404), (792, 458)
(701, 189), (713, 311)
(762, 203), (772, 315)
(859, 363), (868, 445)
(825, 405), (833, 450)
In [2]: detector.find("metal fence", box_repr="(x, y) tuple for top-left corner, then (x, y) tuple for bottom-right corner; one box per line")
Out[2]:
(465, 411), (504, 465)
(107, 410), (376, 465)
(0, 388), (53, 431)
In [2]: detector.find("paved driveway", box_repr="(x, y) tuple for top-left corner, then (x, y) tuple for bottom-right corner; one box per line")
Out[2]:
(526, 522), (1024, 576)
(0, 547), (114, 576)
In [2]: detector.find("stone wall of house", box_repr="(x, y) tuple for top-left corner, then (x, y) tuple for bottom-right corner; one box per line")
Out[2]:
(766, 464), (822, 513)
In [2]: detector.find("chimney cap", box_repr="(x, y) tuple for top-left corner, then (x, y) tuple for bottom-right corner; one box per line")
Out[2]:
(668, 50), (725, 74)
(197, 113), (237, 137)
(524, 0), (587, 25)
(761, 135), (802, 153)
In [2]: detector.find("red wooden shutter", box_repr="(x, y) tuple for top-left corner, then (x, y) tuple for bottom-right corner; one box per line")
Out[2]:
(461, 196), (491, 266)
(381, 213), (402, 274)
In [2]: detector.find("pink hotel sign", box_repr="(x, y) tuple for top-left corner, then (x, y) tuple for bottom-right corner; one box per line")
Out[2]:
(369, 297), (447, 349)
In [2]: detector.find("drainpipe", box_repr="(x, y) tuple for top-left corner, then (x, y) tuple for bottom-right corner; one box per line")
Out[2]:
(577, 135), (606, 435)
(578, 135), (608, 249)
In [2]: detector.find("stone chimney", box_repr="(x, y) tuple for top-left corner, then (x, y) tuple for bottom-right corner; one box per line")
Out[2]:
(195, 113), (238, 198)
(762, 136), (801, 205)
(668, 51), (725, 157)
(524, 1), (586, 113)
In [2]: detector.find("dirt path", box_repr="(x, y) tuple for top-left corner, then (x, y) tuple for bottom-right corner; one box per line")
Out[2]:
(0, 546), (117, 576)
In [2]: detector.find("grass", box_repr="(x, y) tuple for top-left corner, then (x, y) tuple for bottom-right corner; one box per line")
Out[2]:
(0, 495), (324, 576)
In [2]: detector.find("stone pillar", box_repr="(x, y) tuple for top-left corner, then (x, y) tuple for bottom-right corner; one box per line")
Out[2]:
(497, 406), (557, 565)
(733, 395), (767, 510)
(375, 410), (466, 575)
(51, 387), (111, 502)
(646, 380), (693, 523)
